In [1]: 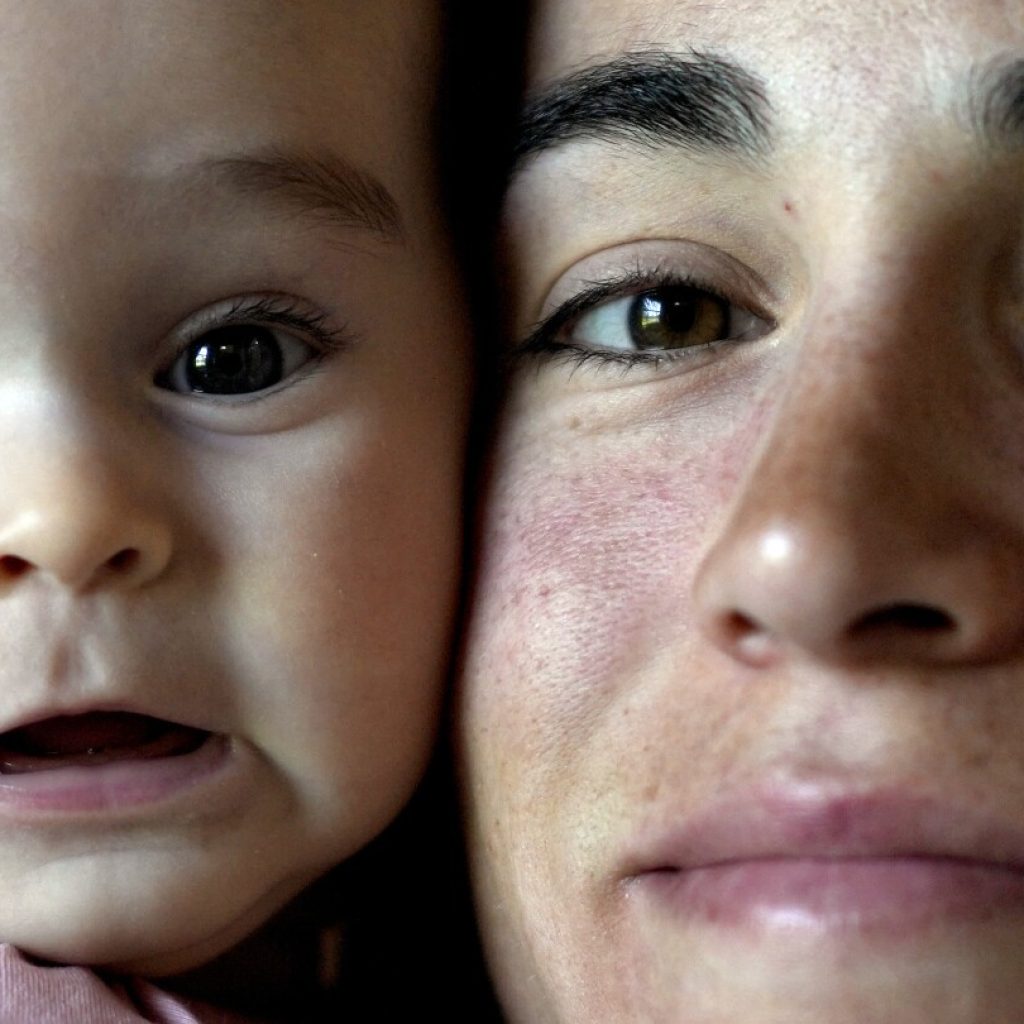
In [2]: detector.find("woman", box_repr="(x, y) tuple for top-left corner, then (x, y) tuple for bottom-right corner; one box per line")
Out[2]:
(458, 0), (1024, 1020)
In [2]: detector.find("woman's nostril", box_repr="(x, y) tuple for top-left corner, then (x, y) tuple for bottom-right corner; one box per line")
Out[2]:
(850, 603), (955, 636)
(106, 548), (140, 574)
(714, 609), (782, 666)
(0, 555), (31, 578)
(724, 610), (760, 639)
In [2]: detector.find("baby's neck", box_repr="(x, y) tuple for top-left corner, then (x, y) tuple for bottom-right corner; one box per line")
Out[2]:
(164, 880), (341, 1021)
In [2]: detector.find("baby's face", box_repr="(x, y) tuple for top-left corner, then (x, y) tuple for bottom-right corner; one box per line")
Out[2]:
(0, 0), (467, 974)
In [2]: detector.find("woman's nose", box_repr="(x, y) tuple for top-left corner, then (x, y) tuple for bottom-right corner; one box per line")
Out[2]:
(0, 440), (173, 593)
(693, 313), (1024, 669)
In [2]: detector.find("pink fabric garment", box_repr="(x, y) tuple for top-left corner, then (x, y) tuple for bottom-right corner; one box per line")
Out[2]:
(0, 944), (252, 1024)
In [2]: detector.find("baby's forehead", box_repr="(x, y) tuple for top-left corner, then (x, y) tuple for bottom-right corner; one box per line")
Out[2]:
(0, 2), (441, 153)
(0, 0), (447, 258)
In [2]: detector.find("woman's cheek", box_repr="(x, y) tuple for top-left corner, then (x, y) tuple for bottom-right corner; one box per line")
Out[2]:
(466, 408), (737, 758)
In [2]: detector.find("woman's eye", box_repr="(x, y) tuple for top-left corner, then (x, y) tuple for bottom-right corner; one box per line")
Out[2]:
(158, 323), (315, 396)
(566, 283), (764, 353)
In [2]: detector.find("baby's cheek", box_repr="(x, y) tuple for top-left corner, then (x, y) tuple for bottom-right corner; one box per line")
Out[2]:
(213, 426), (457, 764)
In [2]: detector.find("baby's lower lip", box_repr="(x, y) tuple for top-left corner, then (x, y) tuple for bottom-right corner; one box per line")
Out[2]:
(638, 857), (1024, 935)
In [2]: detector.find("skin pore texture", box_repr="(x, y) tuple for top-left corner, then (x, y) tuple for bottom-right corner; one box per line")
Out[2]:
(458, 1), (1024, 1021)
(0, 1), (468, 977)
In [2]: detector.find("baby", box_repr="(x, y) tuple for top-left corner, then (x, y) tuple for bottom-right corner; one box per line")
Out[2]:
(0, 1), (468, 1019)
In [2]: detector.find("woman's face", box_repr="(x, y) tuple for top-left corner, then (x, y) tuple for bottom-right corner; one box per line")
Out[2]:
(458, 1), (1024, 1021)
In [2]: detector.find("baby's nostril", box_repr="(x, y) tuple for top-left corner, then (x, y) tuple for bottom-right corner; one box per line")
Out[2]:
(851, 603), (954, 635)
(0, 555), (30, 578)
(107, 548), (139, 573)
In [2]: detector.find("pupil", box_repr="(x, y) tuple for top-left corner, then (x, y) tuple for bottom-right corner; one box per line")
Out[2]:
(629, 286), (727, 350)
(646, 293), (696, 333)
(185, 325), (282, 394)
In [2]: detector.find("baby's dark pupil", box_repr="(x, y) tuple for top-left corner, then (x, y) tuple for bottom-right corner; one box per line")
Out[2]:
(629, 286), (727, 350)
(185, 325), (282, 394)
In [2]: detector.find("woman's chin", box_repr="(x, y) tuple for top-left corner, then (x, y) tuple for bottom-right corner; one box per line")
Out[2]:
(628, 916), (1024, 1024)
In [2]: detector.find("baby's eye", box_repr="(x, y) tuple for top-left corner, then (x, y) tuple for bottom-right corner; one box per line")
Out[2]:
(568, 283), (766, 353)
(157, 323), (315, 396)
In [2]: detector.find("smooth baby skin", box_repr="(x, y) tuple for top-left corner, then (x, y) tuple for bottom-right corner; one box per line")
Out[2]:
(0, 0), (468, 976)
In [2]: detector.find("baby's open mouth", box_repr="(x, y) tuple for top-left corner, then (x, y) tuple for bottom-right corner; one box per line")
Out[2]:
(0, 712), (210, 774)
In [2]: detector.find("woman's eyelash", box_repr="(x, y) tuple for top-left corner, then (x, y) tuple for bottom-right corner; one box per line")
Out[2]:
(513, 268), (733, 371)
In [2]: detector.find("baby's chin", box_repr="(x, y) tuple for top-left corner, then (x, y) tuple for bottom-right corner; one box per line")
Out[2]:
(0, 855), (318, 977)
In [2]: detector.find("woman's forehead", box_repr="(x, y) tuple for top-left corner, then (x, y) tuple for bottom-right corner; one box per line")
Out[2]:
(525, 0), (1024, 96)
(511, 0), (1024, 220)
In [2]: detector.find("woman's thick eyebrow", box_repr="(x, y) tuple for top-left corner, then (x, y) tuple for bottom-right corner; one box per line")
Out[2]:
(970, 57), (1024, 149)
(199, 149), (405, 243)
(513, 51), (772, 168)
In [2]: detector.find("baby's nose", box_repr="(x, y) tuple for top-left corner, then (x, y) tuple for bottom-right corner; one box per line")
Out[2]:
(0, 441), (173, 593)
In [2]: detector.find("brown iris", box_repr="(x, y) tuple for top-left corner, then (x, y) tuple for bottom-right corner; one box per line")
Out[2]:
(628, 286), (728, 350)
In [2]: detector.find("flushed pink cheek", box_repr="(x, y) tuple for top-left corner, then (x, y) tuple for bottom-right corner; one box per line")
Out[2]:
(466, 428), (728, 748)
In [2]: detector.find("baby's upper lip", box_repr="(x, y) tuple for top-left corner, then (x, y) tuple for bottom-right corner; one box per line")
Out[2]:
(0, 709), (212, 773)
(623, 783), (1024, 877)
(0, 702), (179, 737)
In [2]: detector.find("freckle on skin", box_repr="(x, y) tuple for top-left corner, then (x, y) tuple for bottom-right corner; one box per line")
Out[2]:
(783, 199), (796, 216)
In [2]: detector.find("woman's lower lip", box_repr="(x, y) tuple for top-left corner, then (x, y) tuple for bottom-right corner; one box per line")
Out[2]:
(638, 857), (1024, 935)
(0, 733), (231, 814)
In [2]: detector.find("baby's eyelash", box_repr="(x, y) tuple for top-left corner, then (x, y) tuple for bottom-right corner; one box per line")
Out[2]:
(213, 295), (351, 352)
(153, 292), (357, 402)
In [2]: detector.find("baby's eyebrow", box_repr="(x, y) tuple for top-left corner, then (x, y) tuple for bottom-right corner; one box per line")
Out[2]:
(513, 50), (772, 169)
(199, 149), (405, 243)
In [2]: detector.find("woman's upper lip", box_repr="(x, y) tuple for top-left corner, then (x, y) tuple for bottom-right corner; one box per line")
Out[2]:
(623, 784), (1024, 877)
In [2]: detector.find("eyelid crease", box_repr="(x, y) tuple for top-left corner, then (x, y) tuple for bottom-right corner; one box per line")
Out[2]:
(526, 235), (780, 324)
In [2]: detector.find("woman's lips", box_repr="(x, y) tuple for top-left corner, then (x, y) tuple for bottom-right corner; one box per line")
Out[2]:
(641, 857), (1024, 934)
(625, 787), (1024, 935)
